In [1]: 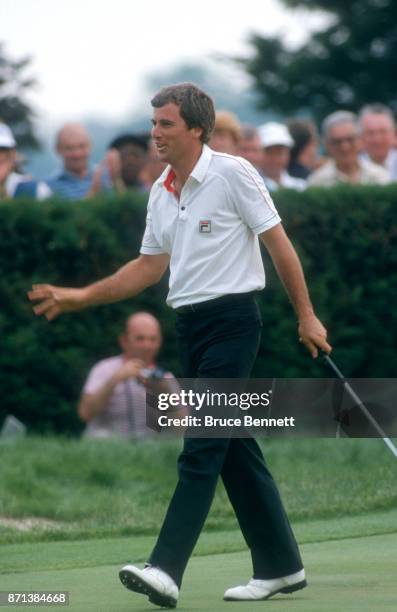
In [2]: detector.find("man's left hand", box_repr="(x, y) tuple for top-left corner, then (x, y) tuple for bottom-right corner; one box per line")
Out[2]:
(298, 314), (332, 358)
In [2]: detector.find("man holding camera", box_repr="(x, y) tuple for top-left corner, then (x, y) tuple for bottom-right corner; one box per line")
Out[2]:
(78, 311), (178, 438)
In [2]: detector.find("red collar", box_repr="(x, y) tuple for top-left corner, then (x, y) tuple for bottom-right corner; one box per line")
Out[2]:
(164, 168), (176, 193)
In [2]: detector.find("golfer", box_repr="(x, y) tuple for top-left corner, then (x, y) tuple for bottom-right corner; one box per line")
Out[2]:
(29, 83), (331, 608)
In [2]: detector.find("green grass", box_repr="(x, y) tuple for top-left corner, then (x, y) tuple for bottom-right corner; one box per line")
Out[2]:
(1, 436), (396, 544)
(1, 525), (396, 611)
(1, 437), (396, 611)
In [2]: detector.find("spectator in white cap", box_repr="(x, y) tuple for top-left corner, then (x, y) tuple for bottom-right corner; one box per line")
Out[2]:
(257, 122), (306, 191)
(0, 123), (51, 200)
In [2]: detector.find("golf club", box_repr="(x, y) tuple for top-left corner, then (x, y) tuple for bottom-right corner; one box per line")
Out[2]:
(321, 351), (397, 460)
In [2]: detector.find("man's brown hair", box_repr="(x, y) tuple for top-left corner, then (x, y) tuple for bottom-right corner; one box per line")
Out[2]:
(151, 83), (215, 144)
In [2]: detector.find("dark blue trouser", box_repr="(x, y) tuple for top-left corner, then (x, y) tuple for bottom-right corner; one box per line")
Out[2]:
(148, 294), (303, 587)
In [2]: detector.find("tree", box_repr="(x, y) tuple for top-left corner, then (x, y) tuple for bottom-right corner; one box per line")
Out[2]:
(0, 43), (39, 149)
(242, 0), (397, 123)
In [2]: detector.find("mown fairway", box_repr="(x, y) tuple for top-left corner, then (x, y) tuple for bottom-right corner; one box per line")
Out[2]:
(1, 523), (396, 611)
(1, 437), (396, 610)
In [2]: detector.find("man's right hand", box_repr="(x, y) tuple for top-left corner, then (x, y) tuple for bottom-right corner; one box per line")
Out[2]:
(106, 149), (122, 183)
(28, 284), (87, 321)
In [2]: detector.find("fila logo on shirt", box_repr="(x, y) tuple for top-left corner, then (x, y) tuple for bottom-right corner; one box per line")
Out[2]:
(199, 220), (211, 233)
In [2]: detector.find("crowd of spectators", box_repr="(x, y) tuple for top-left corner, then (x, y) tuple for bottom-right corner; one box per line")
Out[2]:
(209, 103), (396, 191)
(0, 121), (167, 202)
(1, 101), (397, 202)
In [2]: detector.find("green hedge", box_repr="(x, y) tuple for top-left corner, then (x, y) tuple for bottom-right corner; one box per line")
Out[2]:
(1, 185), (396, 433)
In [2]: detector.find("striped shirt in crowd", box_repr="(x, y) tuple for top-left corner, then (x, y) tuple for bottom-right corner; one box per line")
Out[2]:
(82, 355), (178, 439)
(46, 167), (112, 201)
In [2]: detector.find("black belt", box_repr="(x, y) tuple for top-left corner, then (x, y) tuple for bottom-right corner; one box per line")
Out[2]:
(175, 291), (257, 314)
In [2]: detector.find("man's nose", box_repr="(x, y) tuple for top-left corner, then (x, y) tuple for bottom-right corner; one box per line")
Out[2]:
(340, 141), (352, 151)
(152, 124), (161, 139)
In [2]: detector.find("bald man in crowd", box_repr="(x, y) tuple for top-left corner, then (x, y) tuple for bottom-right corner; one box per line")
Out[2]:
(47, 123), (112, 200)
(78, 312), (179, 439)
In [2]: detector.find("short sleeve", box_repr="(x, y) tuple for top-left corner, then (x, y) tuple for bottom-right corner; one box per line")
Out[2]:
(140, 197), (167, 255)
(229, 158), (281, 234)
(83, 360), (118, 394)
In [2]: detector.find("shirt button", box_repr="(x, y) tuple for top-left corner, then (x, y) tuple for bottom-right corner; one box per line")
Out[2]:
(181, 206), (186, 211)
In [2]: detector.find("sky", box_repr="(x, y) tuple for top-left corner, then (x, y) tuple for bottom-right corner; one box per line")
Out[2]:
(1, 0), (328, 132)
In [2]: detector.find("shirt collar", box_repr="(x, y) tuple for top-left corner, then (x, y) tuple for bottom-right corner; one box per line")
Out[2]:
(164, 169), (176, 192)
(190, 144), (213, 183)
(160, 144), (213, 192)
(361, 149), (397, 171)
(331, 158), (366, 180)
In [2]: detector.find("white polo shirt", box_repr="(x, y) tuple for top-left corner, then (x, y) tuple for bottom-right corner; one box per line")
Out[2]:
(140, 144), (281, 309)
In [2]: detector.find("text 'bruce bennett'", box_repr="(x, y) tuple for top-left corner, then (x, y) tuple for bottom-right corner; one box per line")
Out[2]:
(158, 415), (296, 428)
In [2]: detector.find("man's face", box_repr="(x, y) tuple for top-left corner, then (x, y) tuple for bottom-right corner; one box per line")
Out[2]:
(120, 317), (162, 365)
(118, 143), (148, 185)
(360, 113), (395, 164)
(57, 129), (91, 176)
(0, 148), (16, 184)
(326, 122), (360, 168)
(151, 103), (201, 165)
(238, 135), (264, 169)
(261, 145), (290, 181)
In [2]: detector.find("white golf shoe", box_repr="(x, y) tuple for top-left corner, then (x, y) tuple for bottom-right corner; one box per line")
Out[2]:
(224, 568), (307, 601)
(119, 564), (179, 608)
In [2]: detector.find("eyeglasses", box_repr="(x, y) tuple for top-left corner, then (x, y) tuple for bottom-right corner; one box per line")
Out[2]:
(328, 135), (358, 147)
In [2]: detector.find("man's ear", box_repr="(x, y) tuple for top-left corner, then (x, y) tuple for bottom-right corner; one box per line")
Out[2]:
(191, 126), (203, 142)
(9, 149), (17, 164)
